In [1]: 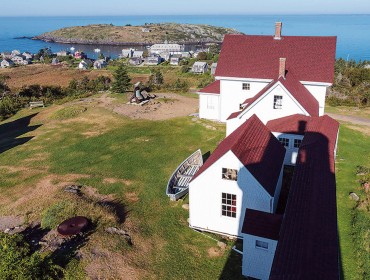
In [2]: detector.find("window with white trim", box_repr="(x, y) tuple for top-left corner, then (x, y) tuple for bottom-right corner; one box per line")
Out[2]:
(255, 240), (269, 249)
(294, 139), (302, 148)
(273, 95), (283, 109)
(207, 96), (215, 110)
(278, 137), (289, 147)
(242, 83), (250, 90)
(222, 168), (238, 181)
(221, 193), (237, 218)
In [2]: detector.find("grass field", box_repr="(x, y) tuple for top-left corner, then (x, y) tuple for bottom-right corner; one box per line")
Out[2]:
(0, 99), (369, 279)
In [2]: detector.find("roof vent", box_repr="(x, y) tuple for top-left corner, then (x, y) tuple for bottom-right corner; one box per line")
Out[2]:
(274, 22), (282, 40)
(279, 58), (286, 78)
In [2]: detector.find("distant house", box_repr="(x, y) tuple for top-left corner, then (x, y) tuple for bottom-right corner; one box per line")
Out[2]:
(1, 52), (12, 59)
(159, 52), (171, 61)
(128, 57), (142, 66)
(94, 59), (108, 69)
(11, 55), (29, 65)
(56, 50), (70, 57)
(180, 51), (191, 58)
(132, 51), (144, 58)
(51, 58), (59, 65)
(150, 43), (184, 54)
(78, 59), (92, 70)
(1, 59), (15, 68)
(146, 56), (161, 65)
(211, 63), (217, 75)
(74, 51), (87, 59)
(22, 52), (33, 60)
(11, 50), (21, 56)
(189, 115), (285, 237)
(170, 57), (181, 66)
(142, 28), (151, 33)
(192, 62), (208, 74)
(121, 49), (134, 58)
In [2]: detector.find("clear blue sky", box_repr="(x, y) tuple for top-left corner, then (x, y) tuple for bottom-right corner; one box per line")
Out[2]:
(3, 0), (370, 16)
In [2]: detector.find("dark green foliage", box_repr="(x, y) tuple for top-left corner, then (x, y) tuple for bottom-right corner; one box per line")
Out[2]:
(111, 64), (131, 93)
(0, 75), (10, 93)
(0, 96), (22, 120)
(180, 65), (189, 73)
(0, 233), (62, 279)
(148, 69), (164, 90)
(196, 52), (207, 60)
(331, 59), (370, 107)
(197, 74), (214, 88)
(164, 78), (189, 92)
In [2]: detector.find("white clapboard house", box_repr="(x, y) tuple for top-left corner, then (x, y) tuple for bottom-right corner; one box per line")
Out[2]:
(189, 115), (286, 237)
(198, 22), (337, 131)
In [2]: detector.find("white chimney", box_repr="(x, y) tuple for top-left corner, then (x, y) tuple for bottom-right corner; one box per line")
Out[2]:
(279, 58), (286, 78)
(274, 22), (282, 40)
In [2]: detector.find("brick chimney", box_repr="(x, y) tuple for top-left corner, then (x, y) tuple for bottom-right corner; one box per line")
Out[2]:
(279, 58), (286, 78)
(274, 22), (282, 40)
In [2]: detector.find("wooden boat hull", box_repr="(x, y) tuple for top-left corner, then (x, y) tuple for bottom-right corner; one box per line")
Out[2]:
(166, 149), (203, 201)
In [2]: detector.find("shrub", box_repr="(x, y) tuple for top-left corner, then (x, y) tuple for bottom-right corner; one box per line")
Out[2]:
(0, 233), (62, 279)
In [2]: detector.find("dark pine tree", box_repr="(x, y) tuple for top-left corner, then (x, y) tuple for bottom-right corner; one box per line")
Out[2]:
(112, 64), (131, 93)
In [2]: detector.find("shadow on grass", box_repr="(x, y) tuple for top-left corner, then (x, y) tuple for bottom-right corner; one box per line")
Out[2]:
(50, 221), (96, 268)
(96, 199), (129, 224)
(0, 113), (41, 154)
(22, 223), (50, 253)
(219, 244), (244, 280)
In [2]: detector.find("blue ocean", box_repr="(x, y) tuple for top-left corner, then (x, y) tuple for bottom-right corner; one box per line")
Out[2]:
(0, 14), (369, 60)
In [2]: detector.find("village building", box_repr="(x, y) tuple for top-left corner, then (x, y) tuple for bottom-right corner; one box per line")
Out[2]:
(56, 50), (70, 57)
(142, 27), (151, 33)
(22, 52), (33, 60)
(11, 55), (30, 65)
(51, 57), (59, 65)
(149, 43), (184, 54)
(121, 49), (134, 58)
(192, 61), (208, 74)
(74, 51), (87, 59)
(132, 51), (144, 59)
(170, 56), (181, 66)
(1, 59), (15, 68)
(189, 115), (286, 237)
(159, 52), (171, 61)
(1, 52), (12, 59)
(93, 59), (107, 69)
(128, 57), (142, 66)
(78, 59), (92, 70)
(198, 22), (337, 125)
(145, 56), (161, 65)
(11, 50), (21, 56)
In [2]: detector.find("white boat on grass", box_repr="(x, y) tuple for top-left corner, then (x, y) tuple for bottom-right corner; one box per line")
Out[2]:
(166, 149), (203, 201)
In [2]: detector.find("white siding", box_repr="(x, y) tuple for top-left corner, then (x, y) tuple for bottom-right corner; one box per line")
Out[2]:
(219, 79), (270, 122)
(242, 234), (278, 280)
(272, 132), (304, 165)
(189, 151), (273, 237)
(199, 94), (220, 120)
(303, 84), (328, 116)
(226, 83), (309, 135)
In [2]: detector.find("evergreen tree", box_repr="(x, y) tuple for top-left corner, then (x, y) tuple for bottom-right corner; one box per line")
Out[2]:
(111, 64), (131, 93)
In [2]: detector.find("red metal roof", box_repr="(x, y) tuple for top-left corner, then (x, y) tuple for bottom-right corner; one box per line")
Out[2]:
(226, 70), (319, 121)
(270, 115), (340, 279)
(198, 80), (220, 94)
(242, 208), (283, 240)
(266, 114), (312, 135)
(191, 115), (286, 196)
(215, 34), (337, 84)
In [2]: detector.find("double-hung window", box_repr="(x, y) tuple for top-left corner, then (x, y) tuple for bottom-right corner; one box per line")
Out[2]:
(242, 83), (250, 90)
(278, 137), (289, 147)
(274, 95), (283, 109)
(221, 193), (237, 218)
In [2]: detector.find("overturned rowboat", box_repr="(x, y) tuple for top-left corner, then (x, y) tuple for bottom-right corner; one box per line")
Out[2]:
(166, 149), (203, 201)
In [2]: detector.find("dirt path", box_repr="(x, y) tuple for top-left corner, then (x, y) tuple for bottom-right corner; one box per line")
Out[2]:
(95, 93), (198, 120)
(327, 113), (370, 126)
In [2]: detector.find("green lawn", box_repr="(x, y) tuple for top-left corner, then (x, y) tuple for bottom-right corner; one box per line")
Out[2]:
(0, 103), (368, 279)
(336, 126), (370, 280)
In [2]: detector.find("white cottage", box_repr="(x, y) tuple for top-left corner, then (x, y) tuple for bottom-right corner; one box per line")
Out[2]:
(78, 59), (92, 70)
(1, 59), (15, 68)
(198, 22), (337, 126)
(189, 115), (285, 237)
(192, 61), (208, 74)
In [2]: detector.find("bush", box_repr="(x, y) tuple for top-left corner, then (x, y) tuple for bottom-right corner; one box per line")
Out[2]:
(164, 79), (189, 93)
(0, 96), (22, 120)
(0, 233), (62, 279)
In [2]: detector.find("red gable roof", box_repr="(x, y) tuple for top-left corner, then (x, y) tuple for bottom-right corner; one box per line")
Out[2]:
(270, 115), (340, 279)
(198, 80), (220, 94)
(266, 114), (312, 135)
(191, 115), (285, 196)
(215, 34), (337, 83)
(242, 208), (283, 240)
(226, 70), (319, 120)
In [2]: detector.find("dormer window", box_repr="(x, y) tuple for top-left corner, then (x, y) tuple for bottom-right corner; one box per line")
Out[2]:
(242, 83), (250, 90)
(274, 95), (283, 109)
(222, 168), (238, 181)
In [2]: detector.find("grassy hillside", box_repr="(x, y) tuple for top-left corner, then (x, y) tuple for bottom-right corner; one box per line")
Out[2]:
(34, 23), (242, 45)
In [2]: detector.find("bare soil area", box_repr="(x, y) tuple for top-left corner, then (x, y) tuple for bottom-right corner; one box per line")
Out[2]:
(95, 93), (198, 120)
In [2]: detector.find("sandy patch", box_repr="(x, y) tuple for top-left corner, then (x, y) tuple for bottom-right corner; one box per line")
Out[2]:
(103, 177), (133, 186)
(124, 192), (139, 203)
(207, 247), (225, 258)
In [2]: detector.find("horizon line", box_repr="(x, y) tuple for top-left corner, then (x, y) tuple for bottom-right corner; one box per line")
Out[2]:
(1, 13), (370, 17)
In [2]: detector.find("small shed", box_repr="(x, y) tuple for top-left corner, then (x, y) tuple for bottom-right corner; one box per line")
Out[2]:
(146, 56), (161, 65)
(211, 63), (218, 75)
(78, 59), (92, 70)
(94, 59), (108, 69)
(121, 49), (133, 58)
(170, 57), (181, 66)
(129, 57), (142, 66)
(51, 58), (59, 65)
(192, 62), (208, 74)
(1, 59), (15, 68)
(132, 51), (144, 58)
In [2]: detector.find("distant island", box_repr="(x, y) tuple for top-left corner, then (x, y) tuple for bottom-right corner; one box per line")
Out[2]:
(33, 23), (243, 46)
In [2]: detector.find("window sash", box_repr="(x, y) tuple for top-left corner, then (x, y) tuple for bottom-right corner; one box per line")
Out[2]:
(256, 240), (269, 249)
(294, 139), (302, 148)
(222, 168), (238, 181)
(242, 83), (250, 90)
(221, 193), (237, 218)
(274, 95), (283, 109)
(278, 137), (289, 147)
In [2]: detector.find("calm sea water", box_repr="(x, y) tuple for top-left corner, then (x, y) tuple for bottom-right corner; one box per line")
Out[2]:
(0, 15), (369, 60)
